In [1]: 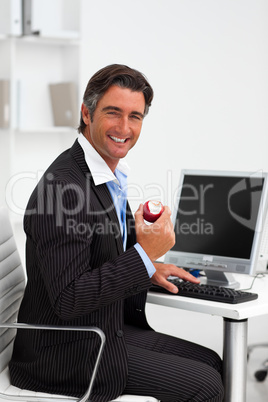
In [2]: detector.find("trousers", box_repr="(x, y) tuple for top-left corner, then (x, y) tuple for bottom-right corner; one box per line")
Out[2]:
(123, 325), (224, 402)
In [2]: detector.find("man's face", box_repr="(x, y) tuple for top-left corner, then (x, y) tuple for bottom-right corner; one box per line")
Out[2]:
(82, 85), (145, 172)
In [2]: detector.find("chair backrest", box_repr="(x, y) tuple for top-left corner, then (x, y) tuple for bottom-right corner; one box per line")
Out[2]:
(0, 207), (26, 373)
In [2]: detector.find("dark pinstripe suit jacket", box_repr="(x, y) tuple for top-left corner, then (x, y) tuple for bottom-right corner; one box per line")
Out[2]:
(10, 140), (152, 402)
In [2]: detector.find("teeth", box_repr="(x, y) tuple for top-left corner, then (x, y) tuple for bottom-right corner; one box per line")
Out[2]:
(110, 136), (126, 143)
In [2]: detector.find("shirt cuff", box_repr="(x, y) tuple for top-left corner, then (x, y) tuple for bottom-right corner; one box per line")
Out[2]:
(134, 243), (156, 278)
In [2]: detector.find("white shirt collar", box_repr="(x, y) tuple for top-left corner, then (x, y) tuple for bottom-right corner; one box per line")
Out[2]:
(77, 133), (130, 186)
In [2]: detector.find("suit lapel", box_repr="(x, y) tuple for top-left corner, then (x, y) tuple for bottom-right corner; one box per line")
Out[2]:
(126, 202), (136, 249)
(92, 183), (124, 255)
(70, 140), (124, 255)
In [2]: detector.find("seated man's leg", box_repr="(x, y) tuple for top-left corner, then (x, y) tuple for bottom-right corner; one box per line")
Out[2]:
(123, 325), (224, 402)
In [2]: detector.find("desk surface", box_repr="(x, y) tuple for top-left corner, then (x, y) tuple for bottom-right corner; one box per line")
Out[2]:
(147, 273), (268, 320)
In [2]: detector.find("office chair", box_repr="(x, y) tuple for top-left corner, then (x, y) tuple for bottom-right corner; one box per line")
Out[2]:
(248, 343), (268, 382)
(0, 207), (159, 402)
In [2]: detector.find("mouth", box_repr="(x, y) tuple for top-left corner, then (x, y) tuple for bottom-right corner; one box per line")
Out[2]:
(109, 135), (128, 144)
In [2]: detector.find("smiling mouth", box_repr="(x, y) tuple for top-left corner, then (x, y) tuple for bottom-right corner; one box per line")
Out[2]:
(109, 135), (127, 143)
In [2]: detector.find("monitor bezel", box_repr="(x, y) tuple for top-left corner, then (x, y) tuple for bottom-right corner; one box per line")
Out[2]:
(164, 169), (268, 280)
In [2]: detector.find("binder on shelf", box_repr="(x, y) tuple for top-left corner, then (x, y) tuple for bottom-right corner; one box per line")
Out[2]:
(0, 80), (10, 128)
(49, 82), (78, 128)
(22, 0), (32, 35)
(0, 0), (22, 36)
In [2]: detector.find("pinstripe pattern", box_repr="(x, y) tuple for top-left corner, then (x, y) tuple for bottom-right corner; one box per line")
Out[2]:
(9, 140), (224, 401)
(123, 325), (224, 401)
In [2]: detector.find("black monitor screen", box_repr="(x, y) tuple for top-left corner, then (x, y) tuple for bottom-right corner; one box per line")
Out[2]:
(172, 175), (264, 260)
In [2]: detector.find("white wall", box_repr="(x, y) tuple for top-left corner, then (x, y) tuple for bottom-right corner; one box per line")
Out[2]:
(81, 0), (268, 214)
(80, 0), (268, 353)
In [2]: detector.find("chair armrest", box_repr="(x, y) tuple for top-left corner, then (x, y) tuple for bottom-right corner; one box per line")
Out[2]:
(0, 322), (106, 402)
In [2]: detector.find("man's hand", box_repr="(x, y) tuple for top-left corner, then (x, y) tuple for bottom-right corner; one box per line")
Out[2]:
(135, 204), (175, 262)
(151, 263), (200, 294)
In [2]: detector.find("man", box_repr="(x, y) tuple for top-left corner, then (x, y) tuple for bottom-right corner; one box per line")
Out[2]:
(10, 64), (224, 402)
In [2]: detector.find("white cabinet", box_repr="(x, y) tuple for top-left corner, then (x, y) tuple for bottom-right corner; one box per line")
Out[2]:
(0, 0), (81, 225)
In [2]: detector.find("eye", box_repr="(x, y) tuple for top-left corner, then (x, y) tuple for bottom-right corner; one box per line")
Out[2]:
(130, 114), (142, 121)
(106, 111), (121, 119)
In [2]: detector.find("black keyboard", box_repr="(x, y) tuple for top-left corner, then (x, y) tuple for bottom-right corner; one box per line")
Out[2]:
(150, 278), (258, 304)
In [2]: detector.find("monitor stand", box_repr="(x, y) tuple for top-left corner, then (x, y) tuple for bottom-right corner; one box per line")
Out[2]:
(200, 270), (239, 289)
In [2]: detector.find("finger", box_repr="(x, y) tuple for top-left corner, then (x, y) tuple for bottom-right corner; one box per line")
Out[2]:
(135, 203), (143, 214)
(161, 279), (179, 294)
(156, 206), (171, 221)
(164, 205), (172, 216)
(165, 264), (200, 283)
(182, 270), (200, 283)
(176, 268), (200, 283)
(150, 207), (173, 231)
(134, 204), (144, 223)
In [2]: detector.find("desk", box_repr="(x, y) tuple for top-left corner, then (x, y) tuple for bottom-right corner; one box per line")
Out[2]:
(147, 273), (268, 402)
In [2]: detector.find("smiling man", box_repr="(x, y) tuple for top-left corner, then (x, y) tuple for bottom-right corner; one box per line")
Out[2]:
(10, 64), (224, 402)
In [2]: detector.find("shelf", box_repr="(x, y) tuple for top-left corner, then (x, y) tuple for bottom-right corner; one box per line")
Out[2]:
(0, 34), (80, 45)
(15, 34), (80, 46)
(13, 127), (78, 134)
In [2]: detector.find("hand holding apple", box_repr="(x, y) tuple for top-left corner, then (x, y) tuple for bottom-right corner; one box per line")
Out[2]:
(135, 203), (175, 262)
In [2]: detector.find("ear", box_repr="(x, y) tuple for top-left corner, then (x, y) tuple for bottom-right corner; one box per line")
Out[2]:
(81, 103), (91, 125)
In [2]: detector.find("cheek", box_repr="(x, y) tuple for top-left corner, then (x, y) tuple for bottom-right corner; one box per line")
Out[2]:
(130, 130), (141, 147)
(134, 124), (142, 139)
(91, 121), (107, 141)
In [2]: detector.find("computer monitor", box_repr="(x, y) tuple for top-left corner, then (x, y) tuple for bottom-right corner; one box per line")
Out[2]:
(164, 169), (268, 288)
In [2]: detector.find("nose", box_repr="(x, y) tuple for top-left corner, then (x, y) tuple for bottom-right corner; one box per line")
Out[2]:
(119, 116), (131, 135)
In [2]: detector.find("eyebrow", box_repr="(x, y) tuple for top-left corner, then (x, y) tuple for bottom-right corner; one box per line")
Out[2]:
(102, 106), (144, 119)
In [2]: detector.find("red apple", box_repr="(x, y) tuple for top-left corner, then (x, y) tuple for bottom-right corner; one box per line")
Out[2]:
(143, 200), (164, 223)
